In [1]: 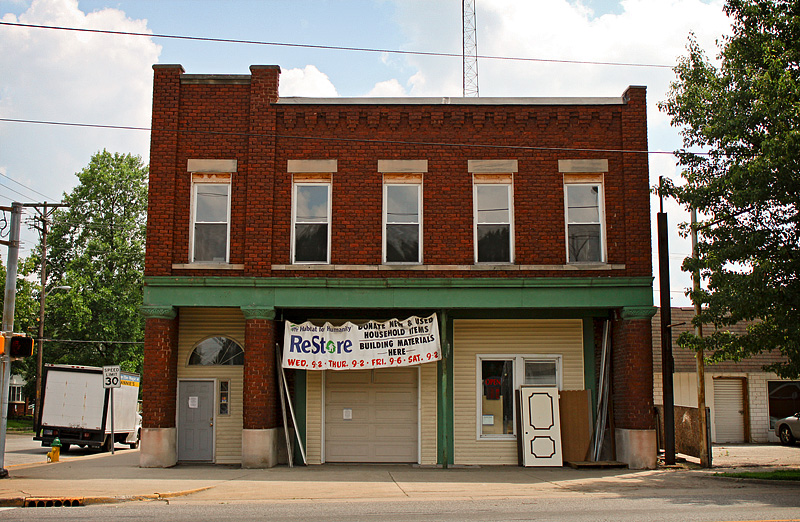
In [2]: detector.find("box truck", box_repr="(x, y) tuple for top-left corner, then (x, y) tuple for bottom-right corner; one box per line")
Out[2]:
(34, 364), (141, 452)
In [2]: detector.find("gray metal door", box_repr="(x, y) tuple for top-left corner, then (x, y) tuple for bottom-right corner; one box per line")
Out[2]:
(178, 380), (214, 461)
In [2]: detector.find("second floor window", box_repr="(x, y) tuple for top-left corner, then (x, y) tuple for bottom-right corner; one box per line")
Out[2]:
(293, 182), (331, 263)
(475, 183), (513, 263)
(384, 183), (421, 263)
(565, 182), (604, 263)
(192, 180), (230, 263)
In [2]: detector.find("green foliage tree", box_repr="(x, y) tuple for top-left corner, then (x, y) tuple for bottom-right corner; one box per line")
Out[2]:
(660, 0), (800, 378)
(37, 150), (148, 375)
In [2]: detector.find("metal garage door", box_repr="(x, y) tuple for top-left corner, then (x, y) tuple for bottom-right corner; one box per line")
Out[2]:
(325, 367), (418, 463)
(714, 379), (746, 443)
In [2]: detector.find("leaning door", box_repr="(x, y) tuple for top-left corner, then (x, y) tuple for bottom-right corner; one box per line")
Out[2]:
(178, 380), (214, 462)
(519, 386), (563, 466)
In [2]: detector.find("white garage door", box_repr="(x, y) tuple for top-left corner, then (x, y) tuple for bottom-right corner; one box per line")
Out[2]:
(325, 367), (418, 463)
(714, 379), (746, 443)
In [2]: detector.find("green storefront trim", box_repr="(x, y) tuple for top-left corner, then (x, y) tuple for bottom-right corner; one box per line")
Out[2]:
(144, 276), (653, 310)
(145, 275), (651, 466)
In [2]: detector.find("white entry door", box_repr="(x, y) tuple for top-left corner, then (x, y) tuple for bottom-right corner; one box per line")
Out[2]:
(519, 386), (562, 466)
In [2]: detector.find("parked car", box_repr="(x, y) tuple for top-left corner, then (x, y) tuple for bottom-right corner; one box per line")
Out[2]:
(775, 413), (800, 445)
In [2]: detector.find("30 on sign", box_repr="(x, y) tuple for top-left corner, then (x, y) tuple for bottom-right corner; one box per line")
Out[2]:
(103, 365), (121, 388)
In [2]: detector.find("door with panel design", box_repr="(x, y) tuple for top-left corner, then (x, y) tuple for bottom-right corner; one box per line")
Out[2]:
(519, 386), (562, 466)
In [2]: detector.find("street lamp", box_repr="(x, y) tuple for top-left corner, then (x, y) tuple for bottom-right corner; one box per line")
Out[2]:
(34, 285), (71, 421)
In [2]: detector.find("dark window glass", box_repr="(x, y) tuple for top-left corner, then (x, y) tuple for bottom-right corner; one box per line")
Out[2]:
(295, 223), (328, 262)
(386, 224), (419, 263)
(477, 225), (510, 263)
(188, 337), (244, 366)
(476, 185), (511, 263)
(568, 224), (601, 262)
(768, 381), (800, 429)
(481, 359), (514, 436)
(193, 223), (228, 262)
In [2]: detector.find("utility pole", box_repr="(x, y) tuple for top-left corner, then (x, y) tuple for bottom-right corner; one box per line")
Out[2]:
(0, 202), (23, 478)
(657, 177), (675, 465)
(27, 202), (68, 422)
(691, 207), (710, 467)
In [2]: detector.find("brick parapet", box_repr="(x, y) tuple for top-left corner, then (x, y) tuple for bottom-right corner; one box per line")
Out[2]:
(142, 315), (179, 428)
(243, 318), (278, 430)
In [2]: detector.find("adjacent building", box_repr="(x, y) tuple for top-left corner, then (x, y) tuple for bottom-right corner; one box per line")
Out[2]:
(653, 307), (800, 444)
(141, 64), (657, 469)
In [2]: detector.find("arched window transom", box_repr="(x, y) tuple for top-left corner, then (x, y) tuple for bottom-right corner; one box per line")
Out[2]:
(188, 336), (244, 366)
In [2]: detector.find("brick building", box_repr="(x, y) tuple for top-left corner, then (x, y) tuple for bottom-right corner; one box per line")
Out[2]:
(653, 307), (799, 444)
(140, 64), (657, 469)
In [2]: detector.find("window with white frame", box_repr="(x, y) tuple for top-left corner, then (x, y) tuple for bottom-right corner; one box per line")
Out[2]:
(565, 182), (605, 263)
(191, 175), (231, 263)
(384, 182), (421, 263)
(474, 181), (513, 263)
(477, 355), (561, 438)
(9, 385), (22, 403)
(293, 181), (331, 263)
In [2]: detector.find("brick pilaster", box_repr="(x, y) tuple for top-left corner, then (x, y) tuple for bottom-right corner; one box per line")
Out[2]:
(142, 308), (178, 428)
(146, 65), (183, 276)
(242, 307), (278, 429)
(612, 307), (657, 430)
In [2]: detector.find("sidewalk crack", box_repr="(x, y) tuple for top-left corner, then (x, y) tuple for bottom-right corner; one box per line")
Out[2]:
(387, 471), (409, 497)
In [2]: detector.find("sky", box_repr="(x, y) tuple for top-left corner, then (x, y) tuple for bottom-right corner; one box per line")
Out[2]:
(0, 0), (735, 306)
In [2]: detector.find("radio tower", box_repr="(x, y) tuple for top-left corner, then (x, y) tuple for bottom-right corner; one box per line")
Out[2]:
(462, 0), (479, 97)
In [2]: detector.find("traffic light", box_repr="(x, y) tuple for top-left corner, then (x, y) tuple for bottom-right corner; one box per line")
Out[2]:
(0, 334), (34, 358)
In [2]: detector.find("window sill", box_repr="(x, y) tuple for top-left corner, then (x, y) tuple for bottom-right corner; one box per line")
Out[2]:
(271, 263), (625, 271)
(172, 263), (245, 270)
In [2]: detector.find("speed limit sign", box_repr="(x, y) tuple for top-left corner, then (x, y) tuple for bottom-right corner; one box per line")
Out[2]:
(103, 365), (121, 388)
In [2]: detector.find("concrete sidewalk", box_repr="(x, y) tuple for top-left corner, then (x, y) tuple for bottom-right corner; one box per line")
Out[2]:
(0, 443), (798, 506)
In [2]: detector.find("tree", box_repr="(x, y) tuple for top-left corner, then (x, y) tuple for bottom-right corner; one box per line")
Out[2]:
(37, 150), (148, 375)
(659, 0), (800, 378)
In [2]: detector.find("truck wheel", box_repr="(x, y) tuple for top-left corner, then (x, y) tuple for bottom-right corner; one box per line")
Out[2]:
(129, 429), (141, 449)
(60, 443), (71, 453)
(102, 435), (113, 452)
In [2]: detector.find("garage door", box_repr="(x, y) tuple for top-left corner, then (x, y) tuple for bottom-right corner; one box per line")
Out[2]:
(714, 379), (746, 443)
(325, 368), (418, 463)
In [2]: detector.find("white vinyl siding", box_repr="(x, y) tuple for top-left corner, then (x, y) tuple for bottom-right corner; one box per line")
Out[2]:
(178, 307), (245, 464)
(453, 319), (584, 465)
(306, 371), (324, 464)
(419, 362), (438, 465)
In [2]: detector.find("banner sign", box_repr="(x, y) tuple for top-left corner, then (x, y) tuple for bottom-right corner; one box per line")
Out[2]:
(283, 313), (440, 370)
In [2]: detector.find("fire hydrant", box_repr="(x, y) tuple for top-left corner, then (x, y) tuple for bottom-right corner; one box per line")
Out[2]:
(46, 438), (62, 463)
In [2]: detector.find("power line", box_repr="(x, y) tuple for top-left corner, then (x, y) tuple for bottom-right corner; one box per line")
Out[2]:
(0, 117), (694, 156)
(0, 21), (675, 70)
(0, 172), (56, 202)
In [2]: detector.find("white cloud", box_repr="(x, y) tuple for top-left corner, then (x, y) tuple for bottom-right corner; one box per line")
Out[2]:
(0, 0), (160, 255)
(366, 79), (407, 97)
(279, 65), (338, 97)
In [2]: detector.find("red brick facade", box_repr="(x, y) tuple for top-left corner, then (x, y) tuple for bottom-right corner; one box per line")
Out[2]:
(144, 65), (651, 280)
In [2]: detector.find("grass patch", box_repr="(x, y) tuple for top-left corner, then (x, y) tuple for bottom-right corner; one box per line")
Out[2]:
(7, 417), (33, 433)
(717, 469), (800, 482)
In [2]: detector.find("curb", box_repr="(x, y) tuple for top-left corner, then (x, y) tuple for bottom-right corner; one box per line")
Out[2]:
(0, 486), (215, 508)
(707, 475), (800, 487)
